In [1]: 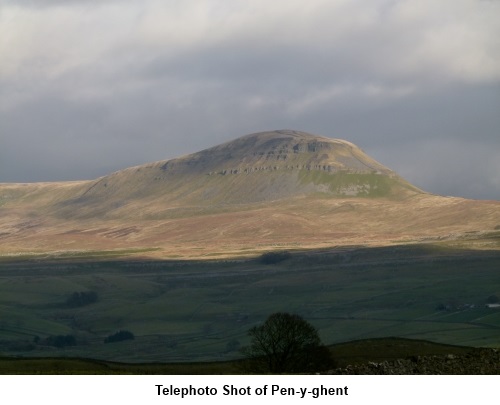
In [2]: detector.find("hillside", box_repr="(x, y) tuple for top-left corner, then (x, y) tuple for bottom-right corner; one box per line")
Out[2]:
(60, 129), (421, 208)
(1, 130), (499, 258)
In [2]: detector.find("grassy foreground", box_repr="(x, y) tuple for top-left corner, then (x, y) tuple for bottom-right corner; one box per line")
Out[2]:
(0, 337), (479, 374)
(1, 243), (500, 364)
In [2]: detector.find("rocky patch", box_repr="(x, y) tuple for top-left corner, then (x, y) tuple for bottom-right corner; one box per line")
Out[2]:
(327, 348), (500, 374)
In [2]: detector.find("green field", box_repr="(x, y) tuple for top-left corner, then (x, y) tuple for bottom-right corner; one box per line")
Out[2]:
(0, 337), (481, 374)
(1, 244), (500, 363)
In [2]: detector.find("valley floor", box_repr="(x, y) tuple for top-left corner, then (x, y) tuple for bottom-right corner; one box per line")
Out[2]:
(1, 242), (500, 364)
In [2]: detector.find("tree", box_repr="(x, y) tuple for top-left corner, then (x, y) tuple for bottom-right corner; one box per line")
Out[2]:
(242, 312), (333, 373)
(44, 334), (76, 348)
(259, 251), (291, 265)
(65, 291), (98, 307)
(104, 330), (134, 344)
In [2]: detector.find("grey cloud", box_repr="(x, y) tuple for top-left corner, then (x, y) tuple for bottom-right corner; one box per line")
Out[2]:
(1, 0), (499, 200)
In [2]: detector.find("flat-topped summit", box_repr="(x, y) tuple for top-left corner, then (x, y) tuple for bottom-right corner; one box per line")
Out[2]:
(154, 129), (395, 176)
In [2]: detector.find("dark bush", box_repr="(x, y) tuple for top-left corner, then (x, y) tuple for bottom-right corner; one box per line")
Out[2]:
(104, 330), (135, 344)
(65, 291), (98, 307)
(259, 251), (291, 265)
(44, 334), (76, 348)
(486, 295), (499, 304)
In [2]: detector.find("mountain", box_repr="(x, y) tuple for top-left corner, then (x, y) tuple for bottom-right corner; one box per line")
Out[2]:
(0, 130), (499, 258)
(79, 129), (421, 204)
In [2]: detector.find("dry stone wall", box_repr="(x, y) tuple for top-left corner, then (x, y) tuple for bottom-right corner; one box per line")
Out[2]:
(326, 348), (500, 374)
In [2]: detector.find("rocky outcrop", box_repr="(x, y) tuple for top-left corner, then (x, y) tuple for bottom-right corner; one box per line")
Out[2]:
(207, 164), (365, 176)
(327, 348), (500, 374)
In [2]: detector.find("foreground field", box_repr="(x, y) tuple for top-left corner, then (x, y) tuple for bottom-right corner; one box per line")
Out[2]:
(1, 242), (500, 363)
(0, 337), (486, 374)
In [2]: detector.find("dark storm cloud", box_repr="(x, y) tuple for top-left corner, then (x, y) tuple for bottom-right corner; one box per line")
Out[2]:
(1, 0), (499, 199)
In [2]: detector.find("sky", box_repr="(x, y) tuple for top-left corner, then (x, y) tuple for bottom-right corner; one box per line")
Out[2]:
(1, 0), (499, 200)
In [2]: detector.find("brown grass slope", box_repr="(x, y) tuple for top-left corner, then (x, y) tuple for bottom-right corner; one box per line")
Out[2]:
(0, 130), (499, 258)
